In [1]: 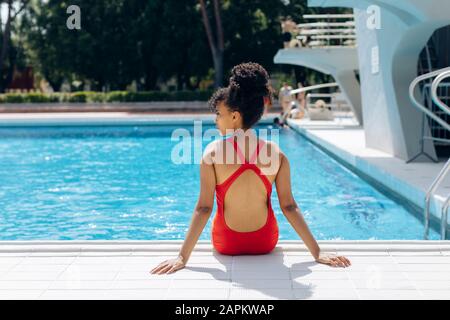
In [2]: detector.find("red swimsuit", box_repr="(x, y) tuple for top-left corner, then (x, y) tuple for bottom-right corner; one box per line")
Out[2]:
(211, 135), (279, 255)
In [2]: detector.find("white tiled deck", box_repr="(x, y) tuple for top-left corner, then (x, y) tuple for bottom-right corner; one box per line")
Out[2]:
(287, 118), (450, 228)
(0, 241), (449, 300)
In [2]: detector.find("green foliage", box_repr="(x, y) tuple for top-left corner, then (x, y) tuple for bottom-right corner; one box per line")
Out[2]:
(5, 0), (351, 93)
(0, 90), (215, 103)
(0, 93), (60, 103)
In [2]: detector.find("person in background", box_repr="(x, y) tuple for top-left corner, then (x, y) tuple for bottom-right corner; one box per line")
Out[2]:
(281, 17), (300, 48)
(278, 82), (293, 115)
(294, 82), (306, 119)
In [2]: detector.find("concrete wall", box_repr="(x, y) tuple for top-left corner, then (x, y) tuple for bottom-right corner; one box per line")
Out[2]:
(309, 0), (450, 161)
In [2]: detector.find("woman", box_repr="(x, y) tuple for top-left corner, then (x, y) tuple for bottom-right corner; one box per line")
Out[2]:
(151, 62), (350, 274)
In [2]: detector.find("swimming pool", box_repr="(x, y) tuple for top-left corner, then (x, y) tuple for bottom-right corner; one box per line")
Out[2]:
(0, 123), (440, 240)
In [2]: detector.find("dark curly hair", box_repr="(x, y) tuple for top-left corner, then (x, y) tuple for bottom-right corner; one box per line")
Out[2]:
(208, 62), (273, 129)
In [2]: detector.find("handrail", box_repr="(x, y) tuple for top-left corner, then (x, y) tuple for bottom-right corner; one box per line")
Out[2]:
(431, 70), (450, 116)
(289, 82), (338, 96)
(424, 159), (450, 239)
(302, 14), (354, 19)
(442, 195), (450, 240)
(297, 22), (355, 28)
(410, 67), (450, 240)
(409, 67), (450, 133)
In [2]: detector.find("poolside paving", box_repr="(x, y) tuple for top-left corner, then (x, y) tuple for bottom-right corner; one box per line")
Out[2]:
(0, 241), (449, 300)
(287, 118), (450, 231)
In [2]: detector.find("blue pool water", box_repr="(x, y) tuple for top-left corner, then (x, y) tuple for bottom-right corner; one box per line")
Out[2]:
(0, 124), (439, 240)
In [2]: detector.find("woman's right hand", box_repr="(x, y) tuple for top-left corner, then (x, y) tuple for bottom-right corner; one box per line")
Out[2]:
(150, 255), (186, 275)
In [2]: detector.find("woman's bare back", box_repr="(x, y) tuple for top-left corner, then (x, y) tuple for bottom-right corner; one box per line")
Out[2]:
(210, 136), (281, 232)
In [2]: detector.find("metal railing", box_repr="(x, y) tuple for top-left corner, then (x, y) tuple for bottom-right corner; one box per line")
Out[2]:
(442, 195), (450, 240)
(285, 82), (356, 122)
(409, 67), (450, 239)
(306, 93), (353, 120)
(284, 14), (356, 49)
(290, 82), (339, 95)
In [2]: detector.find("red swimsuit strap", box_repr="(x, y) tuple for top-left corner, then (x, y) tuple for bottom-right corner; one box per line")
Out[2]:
(216, 136), (272, 195)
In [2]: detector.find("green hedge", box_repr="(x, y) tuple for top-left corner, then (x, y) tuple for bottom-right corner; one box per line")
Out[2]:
(0, 90), (214, 103)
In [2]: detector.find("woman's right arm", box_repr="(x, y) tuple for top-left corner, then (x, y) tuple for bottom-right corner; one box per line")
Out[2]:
(150, 150), (216, 274)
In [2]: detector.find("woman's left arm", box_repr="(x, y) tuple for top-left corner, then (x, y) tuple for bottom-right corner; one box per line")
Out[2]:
(275, 152), (351, 268)
(151, 152), (216, 275)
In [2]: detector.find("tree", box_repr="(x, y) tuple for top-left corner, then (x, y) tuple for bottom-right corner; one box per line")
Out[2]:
(0, 0), (29, 92)
(198, 0), (224, 88)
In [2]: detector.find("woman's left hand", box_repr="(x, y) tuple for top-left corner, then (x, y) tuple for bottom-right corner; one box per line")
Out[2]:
(315, 252), (351, 268)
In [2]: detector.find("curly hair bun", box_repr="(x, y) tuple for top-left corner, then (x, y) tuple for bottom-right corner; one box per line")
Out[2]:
(229, 62), (270, 97)
(225, 62), (272, 129)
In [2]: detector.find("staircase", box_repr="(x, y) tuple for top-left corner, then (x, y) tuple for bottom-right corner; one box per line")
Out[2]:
(416, 28), (450, 159)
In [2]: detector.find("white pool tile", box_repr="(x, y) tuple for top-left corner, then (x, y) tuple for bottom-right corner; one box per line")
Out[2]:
(72, 257), (124, 265)
(420, 290), (450, 300)
(183, 264), (230, 272)
(1, 271), (62, 281)
(49, 280), (113, 290)
(63, 264), (122, 273)
(172, 270), (231, 280)
(116, 271), (159, 280)
(232, 270), (290, 280)
(336, 251), (389, 256)
(346, 271), (409, 281)
(0, 265), (15, 273)
(392, 256), (450, 264)
(0, 242), (449, 299)
(171, 279), (231, 289)
(290, 262), (349, 272)
(398, 264), (450, 272)
(0, 290), (44, 300)
(231, 279), (291, 289)
(291, 270), (348, 280)
(344, 264), (402, 272)
(110, 279), (173, 289)
(19, 257), (76, 265)
(0, 253), (29, 257)
(115, 257), (171, 265)
(342, 256), (395, 264)
(283, 251), (320, 256)
(182, 256), (232, 265)
(79, 252), (131, 257)
(231, 263), (288, 272)
(411, 280), (450, 290)
(57, 271), (119, 281)
(0, 281), (51, 290)
(29, 252), (78, 257)
(389, 251), (445, 256)
(10, 264), (68, 273)
(404, 272), (450, 281)
(351, 278), (417, 290)
(0, 258), (25, 265)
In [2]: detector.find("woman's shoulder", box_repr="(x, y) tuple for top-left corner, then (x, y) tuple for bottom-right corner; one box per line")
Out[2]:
(202, 139), (221, 164)
(260, 138), (282, 155)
